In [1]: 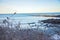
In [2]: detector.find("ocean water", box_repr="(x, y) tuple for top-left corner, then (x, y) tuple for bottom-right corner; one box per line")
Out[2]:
(0, 12), (60, 17)
(0, 13), (59, 23)
(0, 13), (60, 23)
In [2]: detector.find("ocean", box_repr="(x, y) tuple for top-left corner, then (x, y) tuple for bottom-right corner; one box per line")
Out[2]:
(0, 12), (60, 17)
(0, 13), (60, 23)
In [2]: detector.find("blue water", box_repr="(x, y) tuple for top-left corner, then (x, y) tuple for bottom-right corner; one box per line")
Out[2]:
(0, 13), (57, 23)
(0, 13), (60, 23)
(0, 12), (60, 17)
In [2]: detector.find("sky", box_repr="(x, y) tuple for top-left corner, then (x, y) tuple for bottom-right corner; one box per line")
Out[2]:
(0, 0), (60, 13)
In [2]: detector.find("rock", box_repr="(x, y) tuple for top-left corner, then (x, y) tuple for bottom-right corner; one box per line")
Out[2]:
(41, 19), (60, 24)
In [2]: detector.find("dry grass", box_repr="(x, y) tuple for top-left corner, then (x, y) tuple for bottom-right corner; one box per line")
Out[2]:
(0, 26), (51, 40)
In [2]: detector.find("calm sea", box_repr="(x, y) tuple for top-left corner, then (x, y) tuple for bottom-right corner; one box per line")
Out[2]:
(0, 13), (60, 23)
(0, 13), (60, 17)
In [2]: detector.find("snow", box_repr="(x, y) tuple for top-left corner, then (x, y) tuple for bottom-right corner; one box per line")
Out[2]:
(51, 34), (60, 40)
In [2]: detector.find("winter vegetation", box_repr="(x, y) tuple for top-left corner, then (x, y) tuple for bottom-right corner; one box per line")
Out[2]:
(0, 17), (60, 40)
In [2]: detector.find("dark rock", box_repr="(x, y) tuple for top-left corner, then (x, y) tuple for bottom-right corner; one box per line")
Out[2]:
(41, 19), (60, 24)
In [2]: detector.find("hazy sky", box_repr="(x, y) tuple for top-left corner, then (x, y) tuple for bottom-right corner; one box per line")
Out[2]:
(0, 0), (60, 13)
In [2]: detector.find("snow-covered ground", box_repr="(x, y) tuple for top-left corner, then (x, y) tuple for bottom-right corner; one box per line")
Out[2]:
(51, 34), (60, 40)
(0, 16), (60, 40)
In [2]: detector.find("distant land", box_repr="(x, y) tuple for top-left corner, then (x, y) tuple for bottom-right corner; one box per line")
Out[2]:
(42, 15), (60, 17)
